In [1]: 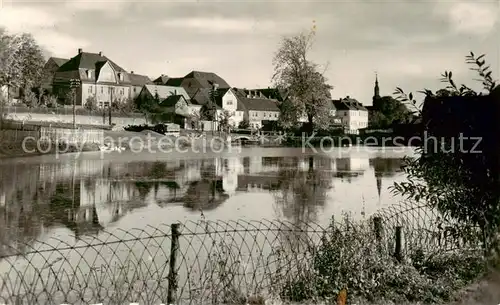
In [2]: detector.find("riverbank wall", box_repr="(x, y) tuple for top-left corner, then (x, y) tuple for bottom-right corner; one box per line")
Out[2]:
(0, 120), (103, 158)
(3, 109), (146, 129)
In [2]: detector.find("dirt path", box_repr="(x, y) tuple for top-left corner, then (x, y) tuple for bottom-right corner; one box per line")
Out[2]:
(448, 271), (500, 305)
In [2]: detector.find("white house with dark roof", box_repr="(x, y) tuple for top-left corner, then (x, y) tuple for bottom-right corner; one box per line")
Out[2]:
(333, 96), (369, 134)
(214, 88), (246, 127)
(129, 71), (153, 100)
(53, 48), (132, 108)
(230, 88), (280, 129)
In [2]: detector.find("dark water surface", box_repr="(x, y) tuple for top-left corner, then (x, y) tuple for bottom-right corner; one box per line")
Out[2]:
(0, 146), (414, 253)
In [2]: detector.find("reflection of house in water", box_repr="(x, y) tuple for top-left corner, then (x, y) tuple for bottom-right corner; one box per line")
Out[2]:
(237, 174), (281, 192)
(49, 182), (103, 238)
(334, 157), (369, 180)
(237, 156), (335, 192)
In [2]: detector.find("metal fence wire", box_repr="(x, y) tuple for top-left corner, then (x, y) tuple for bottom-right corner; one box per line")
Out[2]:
(0, 211), (483, 305)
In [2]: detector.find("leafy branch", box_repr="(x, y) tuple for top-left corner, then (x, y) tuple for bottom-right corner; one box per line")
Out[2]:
(393, 52), (498, 115)
(466, 52), (497, 93)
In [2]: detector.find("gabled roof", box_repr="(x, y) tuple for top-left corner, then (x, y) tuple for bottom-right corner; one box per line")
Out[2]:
(129, 73), (152, 86)
(49, 57), (69, 67)
(165, 77), (184, 86)
(229, 87), (280, 111)
(247, 88), (288, 102)
(159, 94), (186, 107)
(214, 88), (231, 107)
(142, 85), (190, 101)
(333, 97), (368, 111)
(153, 75), (170, 85)
(58, 51), (127, 73)
(182, 71), (230, 89)
(241, 97), (279, 112)
(189, 88), (212, 106)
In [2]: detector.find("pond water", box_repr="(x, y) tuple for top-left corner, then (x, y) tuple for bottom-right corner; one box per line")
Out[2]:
(0, 146), (418, 304)
(0, 146), (415, 252)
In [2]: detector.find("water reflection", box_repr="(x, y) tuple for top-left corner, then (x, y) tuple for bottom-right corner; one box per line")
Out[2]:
(0, 150), (406, 254)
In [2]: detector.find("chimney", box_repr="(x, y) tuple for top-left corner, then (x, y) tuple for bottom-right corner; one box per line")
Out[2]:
(131, 71), (134, 74)
(98, 51), (102, 56)
(78, 48), (82, 54)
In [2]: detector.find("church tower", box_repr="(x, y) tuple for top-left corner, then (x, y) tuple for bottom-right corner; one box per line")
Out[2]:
(373, 72), (380, 105)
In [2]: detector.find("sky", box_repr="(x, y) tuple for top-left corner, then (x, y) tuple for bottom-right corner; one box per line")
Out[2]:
(0, 0), (499, 105)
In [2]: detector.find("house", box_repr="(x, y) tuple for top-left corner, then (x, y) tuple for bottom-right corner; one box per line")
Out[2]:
(213, 88), (246, 127)
(231, 88), (280, 130)
(129, 71), (152, 100)
(156, 94), (192, 126)
(165, 70), (231, 98)
(53, 48), (132, 108)
(41, 57), (69, 94)
(333, 96), (369, 134)
(137, 84), (190, 104)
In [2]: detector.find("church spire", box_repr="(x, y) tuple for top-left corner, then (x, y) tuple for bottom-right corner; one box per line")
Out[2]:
(373, 72), (380, 101)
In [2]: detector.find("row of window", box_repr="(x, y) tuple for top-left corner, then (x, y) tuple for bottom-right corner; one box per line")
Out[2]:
(251, 111), (279, 118)
(88, 86), (125, 95)
(85, 70), (125, 81)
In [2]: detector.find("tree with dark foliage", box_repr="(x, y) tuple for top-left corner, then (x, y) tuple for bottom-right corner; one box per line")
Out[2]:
(392, 52), (500, 262)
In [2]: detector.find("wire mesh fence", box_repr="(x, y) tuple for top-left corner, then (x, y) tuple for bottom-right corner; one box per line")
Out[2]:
(0, 207), (484, 305)
(372, 199), (483, 256)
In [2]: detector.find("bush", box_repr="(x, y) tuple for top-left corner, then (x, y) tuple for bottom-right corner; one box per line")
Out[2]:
(238, 118), (250, 129)
(278, 215), (486, 304)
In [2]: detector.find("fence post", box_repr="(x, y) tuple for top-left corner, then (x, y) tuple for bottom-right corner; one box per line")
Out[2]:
(395, 226), (403, 262)
(167, 223), (180, 304)
(373, 217), (383, 253)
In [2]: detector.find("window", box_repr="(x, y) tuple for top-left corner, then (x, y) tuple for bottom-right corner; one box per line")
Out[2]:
(264, 113), (266, 117)
(226, 100), (233, 105)
(275, 113), (278, 117)
(133, 87), (136, 92)
(121, 89), (124, 95)
(88, 86), (92, 93)
(100, 86), (103, 94)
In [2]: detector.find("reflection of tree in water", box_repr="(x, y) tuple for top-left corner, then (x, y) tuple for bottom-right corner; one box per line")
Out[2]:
(135, 181), (153, 201)
(273, 156), (333, 225)
(272, 156), (333, 261)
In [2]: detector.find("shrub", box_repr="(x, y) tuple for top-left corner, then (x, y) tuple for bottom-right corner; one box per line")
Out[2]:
(238, 118), (250, 129)
(85, 95), (97, 111)
(278, 214), (486, 304)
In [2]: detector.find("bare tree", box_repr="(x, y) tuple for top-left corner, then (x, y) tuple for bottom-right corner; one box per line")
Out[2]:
(272, 30), (332, 133)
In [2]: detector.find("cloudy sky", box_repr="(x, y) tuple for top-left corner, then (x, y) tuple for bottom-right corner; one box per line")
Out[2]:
(0, 0), (498, 105)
